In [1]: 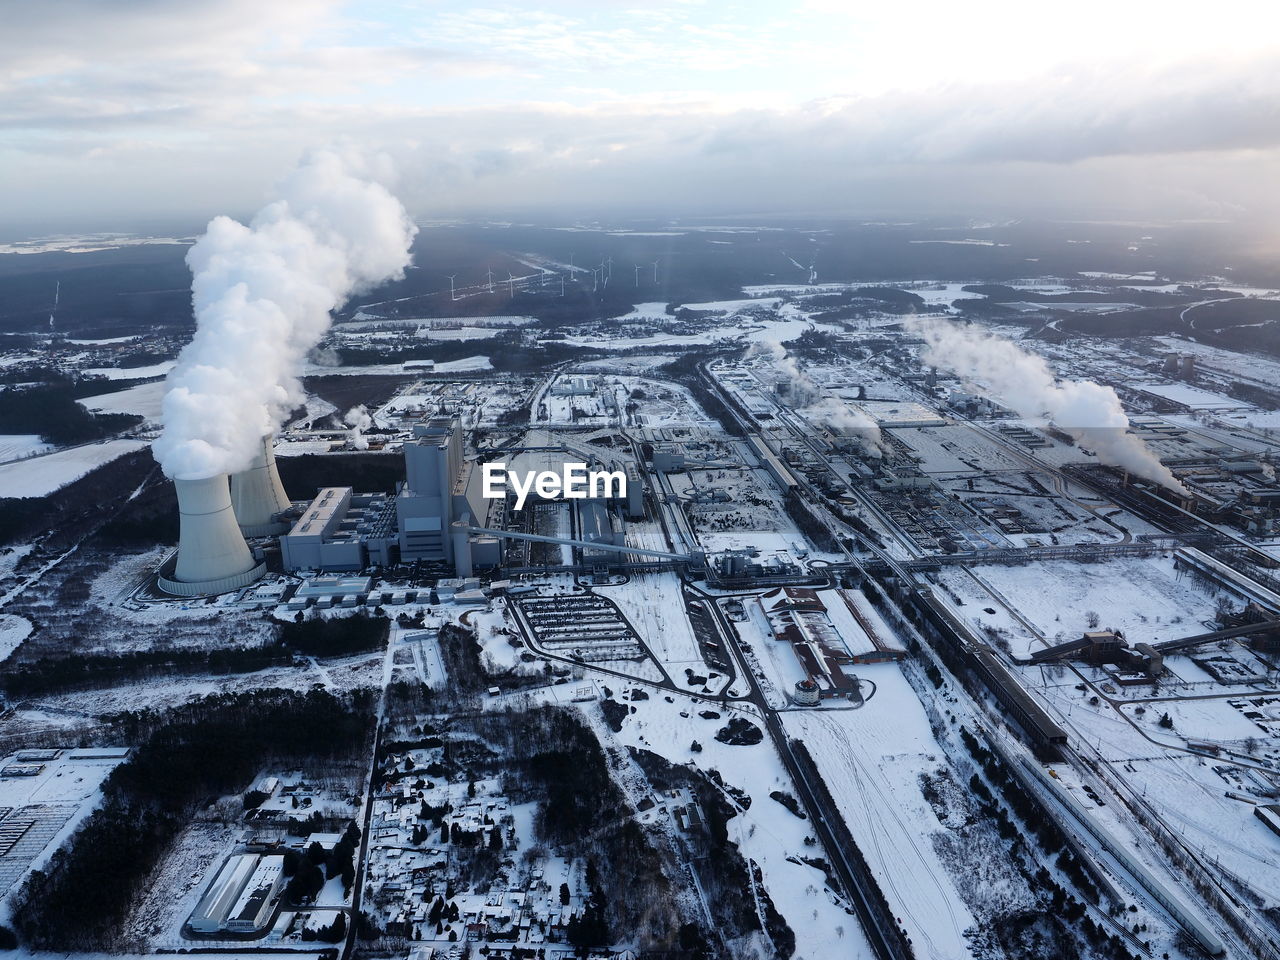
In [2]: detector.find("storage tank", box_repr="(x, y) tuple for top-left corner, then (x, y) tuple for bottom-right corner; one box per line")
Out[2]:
(230, 436), (291, 536)
(158, 475), (265, 597)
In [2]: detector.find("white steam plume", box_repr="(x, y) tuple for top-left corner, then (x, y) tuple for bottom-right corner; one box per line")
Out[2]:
(748, 338), (882, 451)
(153, 150), (417, 480)
(803, 396), (884, 455)
(909, 319), (1189, 496)
(345, 404), (372, 450)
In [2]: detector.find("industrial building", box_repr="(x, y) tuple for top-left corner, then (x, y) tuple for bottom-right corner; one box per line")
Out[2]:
(189, 853), (266, 934)
(167, 416), (660, 590)
(159, 437), (303, 596)
(158, 474), (267, 597)
(756, 587), (902, 699)
(280, 487), (396, 572)
(224, 855), (285, 933)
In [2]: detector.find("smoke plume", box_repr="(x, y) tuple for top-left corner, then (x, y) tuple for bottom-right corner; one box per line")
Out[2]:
(749, 339), (883, 451)
(345, 404), (372, 450)
(909, 319), (1189, 495)
(153, 150), (417, 480)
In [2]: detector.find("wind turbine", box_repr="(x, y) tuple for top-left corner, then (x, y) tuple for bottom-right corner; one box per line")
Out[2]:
(446, 274), (457, 301)
(507, 272), (516, 297)
(605, 256), (613, 282)
(486, 266), (495, 293)
(560, 275), (566, 296)
(634, 264), (641, 287)
(651, 259), (660, 283)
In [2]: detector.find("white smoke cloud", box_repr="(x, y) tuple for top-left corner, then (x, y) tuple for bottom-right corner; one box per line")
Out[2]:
(747, 338), (883, 452)
(802, 396), (884, 456)
(908, 318), (1189, 496)
(153, 149), (417, 479)
(345, 404), (372, 450)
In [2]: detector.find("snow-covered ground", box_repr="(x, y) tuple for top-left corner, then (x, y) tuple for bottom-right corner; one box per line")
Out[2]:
(0, 439), (149, 497)
(301, 356), (491, 377)
(594, 573), (726, 693)
(0, 613), (33, 662)
(934, 555), (1217, 659)
(0, 748), (129, 917)
(574, 686), (876, 959)
(80, 379), (167, 419)
(0, 434), (53, 463)
(783, 665), (980, 960)
(82, 361), (175, 380)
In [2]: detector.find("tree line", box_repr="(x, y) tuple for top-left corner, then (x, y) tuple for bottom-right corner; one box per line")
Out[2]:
(10, 689), (374, 950)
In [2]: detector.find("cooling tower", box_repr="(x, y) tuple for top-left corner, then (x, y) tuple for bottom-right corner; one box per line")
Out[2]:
(157, 475), (266, 597)
(230, 436), (292, 536)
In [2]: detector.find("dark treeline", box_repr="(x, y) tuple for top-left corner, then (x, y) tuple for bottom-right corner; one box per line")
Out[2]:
(0, 644), (295, 698)
(0, 448), (158, 547)
(658, 352), (745, 437)
(0, 377), (142, 443)
(278, 612), (389, 657)
(630, 747), (781, 956)
(783, 490), (839, 552)
(3, 616), (386, 699)
(11, 689), (373, 950)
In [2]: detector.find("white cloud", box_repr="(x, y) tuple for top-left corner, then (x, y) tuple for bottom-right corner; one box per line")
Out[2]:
(1, 0), (1279, 227)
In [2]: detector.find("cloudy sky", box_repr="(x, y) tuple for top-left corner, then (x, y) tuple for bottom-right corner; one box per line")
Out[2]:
(3, 0), (1280, 231)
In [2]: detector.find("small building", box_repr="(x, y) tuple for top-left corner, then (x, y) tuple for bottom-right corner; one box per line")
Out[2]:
(793, 678), (820, 706)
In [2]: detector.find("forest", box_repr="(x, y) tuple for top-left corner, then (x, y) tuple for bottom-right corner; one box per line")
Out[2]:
(10, 689), (374, 950)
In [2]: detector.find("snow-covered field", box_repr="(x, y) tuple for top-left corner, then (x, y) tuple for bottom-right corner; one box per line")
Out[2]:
(82, 361), (175, 380)
(0, 434), (53, 463)
(0, 613), (33, 662)
(594, 573), (724, 693)
(301, 356), (491, 377)
(935, 555), (1217, 658)
(0, 439), (149, 497)
(80, 379), (168, 419)
(783, 665), (979, 960)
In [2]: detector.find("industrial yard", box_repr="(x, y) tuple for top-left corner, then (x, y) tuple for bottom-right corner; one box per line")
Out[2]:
(2, 217), (1280, 960)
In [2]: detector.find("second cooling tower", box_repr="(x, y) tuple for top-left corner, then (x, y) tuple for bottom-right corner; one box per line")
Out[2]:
(157, 475), (266, 597)
(230, 436), (292, 536)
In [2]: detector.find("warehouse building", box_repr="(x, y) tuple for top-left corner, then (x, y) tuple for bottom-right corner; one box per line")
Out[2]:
(224, 855), (285, 933)
(189, 854), (260, 934)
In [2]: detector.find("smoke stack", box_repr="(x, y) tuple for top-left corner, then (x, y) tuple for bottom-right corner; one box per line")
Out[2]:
(230, 436), (292, 536)
(158, 475), (265, 597)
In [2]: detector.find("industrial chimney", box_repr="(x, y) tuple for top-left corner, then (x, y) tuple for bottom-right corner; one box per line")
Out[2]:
(157, 475), (266, 597)
(230, 436), (292, 536)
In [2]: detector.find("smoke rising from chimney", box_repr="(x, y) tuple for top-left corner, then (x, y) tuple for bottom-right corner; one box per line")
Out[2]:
(345, 405), (372, 450)
(909, 318), (1189, 495)
(153, 149), (417, 480)
(748, 339), (883, 451)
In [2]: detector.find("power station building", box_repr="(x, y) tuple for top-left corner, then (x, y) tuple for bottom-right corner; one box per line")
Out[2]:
(397, 417), (469, 563)
(280, 417), (501, 576)
(159, 438), (294, 597)
(280, 486), (396, 572)
(172, 417), (650, 587)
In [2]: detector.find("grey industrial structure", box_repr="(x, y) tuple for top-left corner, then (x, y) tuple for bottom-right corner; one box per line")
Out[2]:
(189, 853), (285, 935)
(278, 417), (647, 579)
